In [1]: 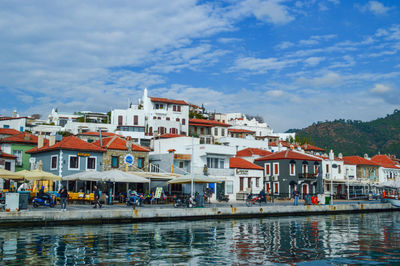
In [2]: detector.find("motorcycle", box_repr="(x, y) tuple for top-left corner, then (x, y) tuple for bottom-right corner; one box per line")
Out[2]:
(187, 195), (197, 208)
(32, 196), (55, 208)
(173, 197), (184, 208)
(217, 193), (229, 202)
(126, 194), (143, 207)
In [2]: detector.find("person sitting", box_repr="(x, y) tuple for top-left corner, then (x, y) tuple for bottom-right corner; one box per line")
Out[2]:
(38, 186), (51, 202)
(259, 188), (266, 203)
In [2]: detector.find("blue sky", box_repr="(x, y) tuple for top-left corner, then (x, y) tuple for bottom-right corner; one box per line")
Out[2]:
(0, 0), (399, 131)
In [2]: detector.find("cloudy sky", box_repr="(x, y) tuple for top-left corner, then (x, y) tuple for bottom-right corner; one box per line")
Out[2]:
(1, 0), (399, 131)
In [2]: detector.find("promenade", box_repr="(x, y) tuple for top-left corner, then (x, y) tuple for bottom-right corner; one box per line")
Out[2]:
(0, 200), (397, 227)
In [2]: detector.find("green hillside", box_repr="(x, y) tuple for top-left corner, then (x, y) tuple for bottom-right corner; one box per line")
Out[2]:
(293, 109), (400, 156)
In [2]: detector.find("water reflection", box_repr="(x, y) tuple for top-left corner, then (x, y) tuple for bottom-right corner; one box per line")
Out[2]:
(1, 212), (400, 264)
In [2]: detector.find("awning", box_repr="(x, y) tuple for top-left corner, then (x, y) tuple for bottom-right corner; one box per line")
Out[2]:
(22, 169), (62, 181)
(63, 170), (148, 183)
(0, 168), (24, 180)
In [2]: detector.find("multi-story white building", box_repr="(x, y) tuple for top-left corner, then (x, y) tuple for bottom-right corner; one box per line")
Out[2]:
(112, 89), (189, 146)
(0, 115), (27, 132)
(215, 113), (273, 137)
(371, 154), (400, 183)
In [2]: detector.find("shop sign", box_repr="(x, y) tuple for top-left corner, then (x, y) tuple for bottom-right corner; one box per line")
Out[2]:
(77, 152), (90, 157)
(236, 169), (248, 175)
(124, 154), (134, 166)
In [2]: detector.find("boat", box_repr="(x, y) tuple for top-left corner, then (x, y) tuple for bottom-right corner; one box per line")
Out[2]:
(387, 198), (400, 208)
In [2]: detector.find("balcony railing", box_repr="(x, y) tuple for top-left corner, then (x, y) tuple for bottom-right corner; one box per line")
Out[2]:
(298, 173), (317, 179)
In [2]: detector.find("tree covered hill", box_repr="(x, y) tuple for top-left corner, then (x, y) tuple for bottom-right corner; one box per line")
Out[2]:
(292, 109), (400, 156)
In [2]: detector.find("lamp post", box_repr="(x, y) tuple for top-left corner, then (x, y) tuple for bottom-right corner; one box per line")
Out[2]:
(346, 168), (349, 200)
(329, 150), (334, 205)
(190, 136), (194, 197)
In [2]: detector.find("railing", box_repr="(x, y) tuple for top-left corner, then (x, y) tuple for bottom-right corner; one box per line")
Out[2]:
(298, 173), (317, 179)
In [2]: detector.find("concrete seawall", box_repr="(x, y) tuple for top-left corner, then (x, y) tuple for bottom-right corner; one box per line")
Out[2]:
(0, 203), (397, 227)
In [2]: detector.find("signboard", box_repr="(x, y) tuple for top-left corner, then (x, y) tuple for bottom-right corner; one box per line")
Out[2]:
(154, 187), (163, 199)
(77, 153), (90, 157)
(236, 169), (249, 175)
(174, 154), (191, 160)
(124, 154), (134, 166)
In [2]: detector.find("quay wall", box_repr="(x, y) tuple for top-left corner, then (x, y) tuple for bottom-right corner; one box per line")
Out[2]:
(0, 203), (397, 227)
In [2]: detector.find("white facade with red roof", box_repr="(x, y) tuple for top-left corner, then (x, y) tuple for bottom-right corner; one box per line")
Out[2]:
(0, 115), (27, 132)
(371, 154), (400, 183)
(111, 89), (189, 146)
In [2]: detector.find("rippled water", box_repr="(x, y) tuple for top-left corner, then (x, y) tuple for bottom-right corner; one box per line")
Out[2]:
(1, 212), (400, 265)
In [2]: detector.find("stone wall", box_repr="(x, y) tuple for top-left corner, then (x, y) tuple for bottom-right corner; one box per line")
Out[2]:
(102, 149), (149, 171)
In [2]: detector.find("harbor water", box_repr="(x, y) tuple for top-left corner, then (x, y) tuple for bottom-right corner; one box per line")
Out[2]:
(1, 211), (400, 265)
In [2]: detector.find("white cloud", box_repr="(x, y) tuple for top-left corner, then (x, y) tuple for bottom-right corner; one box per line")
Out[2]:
(275, 41), (294, 50)
(217, 37), (242, 44)
(370, 84), (393, 93)
(296, 72), (342, 87)
(267, 90), (284, 97)
(357, 1), (390, 15)
(304, 56), (325, 66)
(230, 56), (298, 74)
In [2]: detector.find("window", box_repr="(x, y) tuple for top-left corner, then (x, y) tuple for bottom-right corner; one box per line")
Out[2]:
(3, 125), (9, 128)
(87, 157), (96, 170)
(69, 156), (79, 170)
(173, 105), (177, 111)
(302, 164), (308, 174)
(138, 158), (144, 169)
(111, 156), (119, 168)
(273, 162), (279, 175)
(155, 104), (163, 109)
(207, 157), (224, 169)
(273, 182), (279, 194)
(177, 105), (181, 112)
(179, 161), (184, 168)
(182, 118), (186, 125)
(176, 118), (180, 122)
(338, 165), (341, 174)
(290, 163), (295, 176)
(256, 178), (259, 188)
(314, 165), (318, 174)
(118, 116), (123, 126)
(149, 127), (153, 136)
(153, 116), (156, 119)
(50, 155), (58, 170)
(240, 177), (244, 191)
(133, 115), (138, 125)
(12, 150), (22, 166)
(265, 163), (271, 176)
(248, 177), (252, 188)
(214, 128), (218, 136)
(326, 164), (329, 173)
(157, 117), (161, 120)
(221, 129), (225, 136)
(226, 181), (233, 194)
(166, 117), (170, 121)
(200, 128), (204, 134)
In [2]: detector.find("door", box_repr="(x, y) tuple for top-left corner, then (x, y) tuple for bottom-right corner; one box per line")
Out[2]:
(217, 181), (225, 198)
(302, 184), (308, 197)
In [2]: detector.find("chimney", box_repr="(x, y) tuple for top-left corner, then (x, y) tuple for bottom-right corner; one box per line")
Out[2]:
(38, 134), (44, 149)
(126, 136), (132, 152)
(338, 153), (343, 159)
(24, 133), (31, 141)
(13, 110), (18, 118)
(364, 153), (369, 159)
(49, 135), (56, 146)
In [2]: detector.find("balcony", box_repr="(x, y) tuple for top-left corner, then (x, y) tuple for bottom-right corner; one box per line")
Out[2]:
(298, 173), (317, 179)
(192, 166), (234, 177)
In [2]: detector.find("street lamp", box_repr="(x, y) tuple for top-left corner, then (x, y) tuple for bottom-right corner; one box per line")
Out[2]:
(329, 150), (334, 205)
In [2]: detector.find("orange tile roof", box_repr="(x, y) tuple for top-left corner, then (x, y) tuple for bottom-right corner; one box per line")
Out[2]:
(150, 97), (188, 105)
(228, 129), (255, 133)
(0, 128), (21, 136)
(371, 155), (400, 169)
(26, 135), (106, 154)
(301, 144), (326, 152)
(189, 118), (231, 127)
(159, 134), (186, 138)
(0, 148), (16, 159)
(189, 122), (213, 127)
(342, 156), (380, 166)
(0, 132), (49, 145)
(255, 150), (322, 162)
(92, 136), (150, 152)
(236, 148), (272, 157)
(230, 157), (264, 170)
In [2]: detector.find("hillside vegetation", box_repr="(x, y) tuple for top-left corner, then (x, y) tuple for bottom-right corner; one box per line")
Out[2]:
(293, 109), (400, 156)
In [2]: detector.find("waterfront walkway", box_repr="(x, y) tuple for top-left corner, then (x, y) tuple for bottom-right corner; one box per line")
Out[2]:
(0, 200), (397, 227)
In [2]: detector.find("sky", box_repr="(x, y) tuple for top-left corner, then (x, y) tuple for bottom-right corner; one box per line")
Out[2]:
(0, 0), (399, 132)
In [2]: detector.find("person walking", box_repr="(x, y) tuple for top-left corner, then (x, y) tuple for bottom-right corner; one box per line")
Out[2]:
(93, 185), (102, 209)
(293, 190), (299, 206)
(58, 186), (68, 211)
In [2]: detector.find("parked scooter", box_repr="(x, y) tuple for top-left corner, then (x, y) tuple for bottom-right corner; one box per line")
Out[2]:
(187, 195), (197, 208)
(174, 197), (185, 208)
(217, 193), (229, 202)
(32, 196), (55, 208)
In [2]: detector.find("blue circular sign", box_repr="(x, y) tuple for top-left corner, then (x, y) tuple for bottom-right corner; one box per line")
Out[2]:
(124, 154), (134, 165)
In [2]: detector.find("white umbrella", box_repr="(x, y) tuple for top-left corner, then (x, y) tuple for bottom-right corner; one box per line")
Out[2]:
(0, 168), (24, 180)
(168, 176), (224, 184)
(63, 170), (148, 183)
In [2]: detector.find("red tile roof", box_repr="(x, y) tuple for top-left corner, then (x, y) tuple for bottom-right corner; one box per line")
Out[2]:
(0, 148), (16, 159)
(150, 97), (188, 105)
(189, 122), (214, 127)
(26, 135), (106, 154)
(79, 131), (120, 137)
(0, 116), (27, 121)
(159, 134), (186, 138)
(236, 148), (273, 157)
(371, 155), (400, 169)
(230, 157), (264, 170)
(0, 128), (21, 136)
(92, 136), (150, 152)
(342, 156), (380, 166)
(189, 119), (231, 127)
(0, 132), (48, 145)
(228, 129), (255, 133)
(301, 144), (326, 152)
(255, 150), (322, 162)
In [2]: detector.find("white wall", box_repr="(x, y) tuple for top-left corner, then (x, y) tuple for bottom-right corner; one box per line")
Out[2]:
(0, 118), (26, 132)
(218, 137), (269, 151)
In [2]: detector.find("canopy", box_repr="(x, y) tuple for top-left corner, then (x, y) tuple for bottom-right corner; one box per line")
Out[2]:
(22, 169), (62, 181)
(168, 176), (224, 184)
(381, 180), (400, 188)
(0, 168), (24, 180)
(63, 170), (149, 183)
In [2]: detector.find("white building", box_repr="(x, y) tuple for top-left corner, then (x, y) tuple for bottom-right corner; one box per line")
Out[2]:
(371, 154), (400, 183)
(0, 116), (26, 132)
(219, 136), (269, 151)
(112, 89), (189, 146)
(189, 118), (231, 144)
(215, 113), (273, 137)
